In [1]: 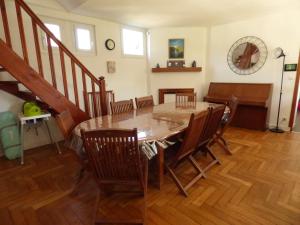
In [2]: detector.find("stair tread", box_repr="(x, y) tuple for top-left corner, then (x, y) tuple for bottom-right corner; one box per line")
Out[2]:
(0, 80), (20, 84)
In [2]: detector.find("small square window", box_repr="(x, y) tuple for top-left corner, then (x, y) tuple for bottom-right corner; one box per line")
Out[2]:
(122, 28), (144, 56)
(74, 24), (95, 53)
(44, 23), (61, 47)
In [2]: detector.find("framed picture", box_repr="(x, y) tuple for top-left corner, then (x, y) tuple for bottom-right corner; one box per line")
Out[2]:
(169, 39), (184, 59)
(107, 61), (116, 73)
(284, 64), (297, 72)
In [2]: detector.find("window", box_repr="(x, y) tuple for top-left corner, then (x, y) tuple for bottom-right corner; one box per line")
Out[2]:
(74, 24), (95, 53)
(122, 28), (144, 56)
(44, 23), (61, 47)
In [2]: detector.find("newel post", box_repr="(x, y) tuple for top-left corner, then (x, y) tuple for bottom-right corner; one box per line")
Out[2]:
(99, 76), (108, 116)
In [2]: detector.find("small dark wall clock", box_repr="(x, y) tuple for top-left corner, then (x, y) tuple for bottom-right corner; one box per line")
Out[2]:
(105, 39), (115, 50)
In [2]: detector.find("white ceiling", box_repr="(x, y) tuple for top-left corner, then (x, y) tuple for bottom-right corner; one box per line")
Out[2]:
(55, 0), (300, 28)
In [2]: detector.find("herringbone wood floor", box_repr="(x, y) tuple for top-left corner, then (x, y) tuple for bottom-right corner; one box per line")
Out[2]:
(1, 127), (300, 225)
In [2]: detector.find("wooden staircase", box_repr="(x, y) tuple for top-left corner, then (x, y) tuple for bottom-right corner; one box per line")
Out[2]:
(0, 80), (53, 112)
(0, 0), (108, 123)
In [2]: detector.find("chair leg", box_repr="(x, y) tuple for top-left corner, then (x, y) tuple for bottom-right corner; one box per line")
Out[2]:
(166, 165), (188, 197)
(216, 138), (232, 155)
(211, 133), (233, 155)
(202, 146), (221, 173)
(188, 155), (207, 179)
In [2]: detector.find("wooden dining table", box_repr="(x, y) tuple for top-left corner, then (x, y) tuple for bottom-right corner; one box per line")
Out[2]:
(73, 101), (223, 189)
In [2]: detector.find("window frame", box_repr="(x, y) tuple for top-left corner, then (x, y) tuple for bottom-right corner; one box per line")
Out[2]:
(41, 21), (63, 49)
(121, 26), (146, 57)
(73, 23), (96, 54)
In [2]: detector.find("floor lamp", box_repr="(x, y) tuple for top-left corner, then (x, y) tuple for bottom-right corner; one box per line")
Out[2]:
(270, 47), (285, 133)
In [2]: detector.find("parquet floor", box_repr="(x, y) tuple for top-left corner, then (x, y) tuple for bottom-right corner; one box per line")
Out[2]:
(1, 127), (300, 225)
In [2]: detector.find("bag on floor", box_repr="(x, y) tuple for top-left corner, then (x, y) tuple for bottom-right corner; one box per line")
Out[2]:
(0, 111), (21, 160)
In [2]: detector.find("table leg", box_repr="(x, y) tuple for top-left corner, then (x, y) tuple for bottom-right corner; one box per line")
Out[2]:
(156, 144), (164, 189)
(19, 122), (24, 165)
(44, 120), (62, 154)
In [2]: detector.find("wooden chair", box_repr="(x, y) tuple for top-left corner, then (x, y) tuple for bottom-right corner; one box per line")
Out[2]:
(110, 99), (134, 114)
(80, 128), (148, 225)
(55, 110), (76, 140)
(212, 96), (239, 154)
(165, 110), (210, 197)
(196, 105), (226, 172)
(175, 92), (197, 108)
(135, 95), (154, 109)
(84, 90), (115, 117)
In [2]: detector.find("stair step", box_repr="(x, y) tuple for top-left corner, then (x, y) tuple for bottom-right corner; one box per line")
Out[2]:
(0, 80), (20, 85)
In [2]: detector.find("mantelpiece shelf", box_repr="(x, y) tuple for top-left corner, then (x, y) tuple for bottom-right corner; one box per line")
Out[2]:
(152, 67), (202, 73)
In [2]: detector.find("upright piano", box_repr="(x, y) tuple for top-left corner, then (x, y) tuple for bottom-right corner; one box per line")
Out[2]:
(204, 82), (273, 130)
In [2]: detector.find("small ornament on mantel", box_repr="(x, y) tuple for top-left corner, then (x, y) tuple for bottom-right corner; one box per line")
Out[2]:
(192, 60), (197, 68)
(156, 63), (160, 68)
(107, 61), (116, 73)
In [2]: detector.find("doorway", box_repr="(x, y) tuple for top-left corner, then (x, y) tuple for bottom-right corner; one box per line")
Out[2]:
(293, 95), (300, 132)
(289, 52), (300, 131)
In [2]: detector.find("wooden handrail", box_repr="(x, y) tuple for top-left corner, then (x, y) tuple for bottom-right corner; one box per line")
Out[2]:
(1, 0), (108, 117)
(14, 0), (101, 86)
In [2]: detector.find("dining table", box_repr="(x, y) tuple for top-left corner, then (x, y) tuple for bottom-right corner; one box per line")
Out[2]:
(72, 101), (224, 189)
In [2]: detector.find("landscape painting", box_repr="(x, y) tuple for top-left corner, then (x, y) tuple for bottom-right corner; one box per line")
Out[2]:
(169, 39), (184, 59)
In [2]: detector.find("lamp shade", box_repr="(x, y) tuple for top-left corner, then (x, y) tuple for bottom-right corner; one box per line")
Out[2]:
(274, 47), (285, 58)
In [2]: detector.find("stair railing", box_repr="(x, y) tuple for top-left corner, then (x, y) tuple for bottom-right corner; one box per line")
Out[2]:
(0, 0), (108, 116)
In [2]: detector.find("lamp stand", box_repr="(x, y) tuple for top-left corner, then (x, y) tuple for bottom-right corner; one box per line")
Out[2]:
(270, 55), (285, 133)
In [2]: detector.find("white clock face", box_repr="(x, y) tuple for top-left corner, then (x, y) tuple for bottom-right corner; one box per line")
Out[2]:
(106, 39), (115, 50)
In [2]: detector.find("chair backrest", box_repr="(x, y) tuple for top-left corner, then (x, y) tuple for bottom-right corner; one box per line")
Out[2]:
(174, 110), (210, 162)
(110, 99), (134, 115)
(84, 90), (115, 117)
(80, 128), (147, 192)
(175, 92), (197, 108)
(226, 95), (239, 125)
(135, 95), (154, 109)
(56, 110), (76, 139)
(199, 105), (226, 146)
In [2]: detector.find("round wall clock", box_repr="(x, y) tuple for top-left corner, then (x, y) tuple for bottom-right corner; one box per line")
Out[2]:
(105, 39), (115, 50)
(227, 36), (268, 75)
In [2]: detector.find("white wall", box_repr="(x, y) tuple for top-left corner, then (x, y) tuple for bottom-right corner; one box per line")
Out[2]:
(148, 27), (208, 103)
(207, 10), (300, 129)
(0, 0), (148, 152)
(1, 0), (300, 155)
